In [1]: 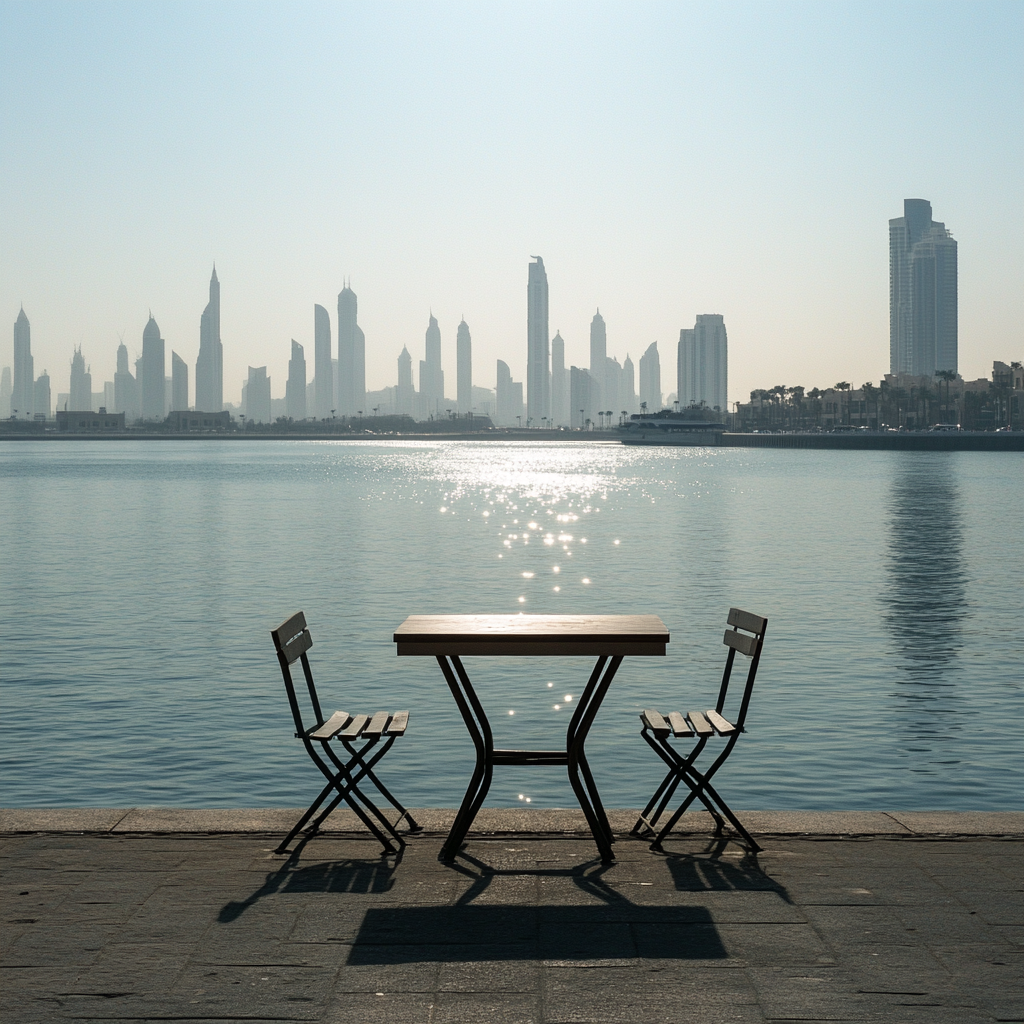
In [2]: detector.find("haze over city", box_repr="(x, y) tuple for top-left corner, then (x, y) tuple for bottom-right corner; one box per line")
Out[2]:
(2, 1), (1022, 407)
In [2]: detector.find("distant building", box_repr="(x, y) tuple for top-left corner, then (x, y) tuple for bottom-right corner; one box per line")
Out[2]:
(337, 282), (365, 417)
(314, 304), (333, 419)
(1, 366), (12, 414)
(12, 307), (33, 418)
(246, 366), (271, 424)
(678, 314), (728, 413)
(166, 410), (231, 431)
(890, 199), (957, 376)
(420, 314), (445, 416)
(286, 340), (307, 420)
(57, 409), (125, 432)
(551, 331), (568, 426)
(589, 310), (606, 414)
(141, 316), (166, 421)
(495, 359), (524, 426)
(638, 342), (661, 412)
(527, 256), (549, 426)
(69, 346), (92, 411)
(171, 351), (188, 411)
(397, 346), (414, 416)
(457, 319), (472, 415)
(33, 370), (51, 419)
(114, 343), (139, 422)
(195, 266), (223, 412)
(570, 366), (594, 429)
(621, 354), (636, 416)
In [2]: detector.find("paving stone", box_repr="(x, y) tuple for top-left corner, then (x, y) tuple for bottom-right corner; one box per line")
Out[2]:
(1, 829), (1022, 1022)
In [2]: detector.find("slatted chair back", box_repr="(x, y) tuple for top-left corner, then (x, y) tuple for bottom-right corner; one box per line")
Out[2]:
(270, 610), (324, 737)
(715, 607), (768, 733)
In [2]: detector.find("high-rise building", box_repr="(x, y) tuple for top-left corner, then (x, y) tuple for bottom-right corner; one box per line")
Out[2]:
(889, 199), (958, 376)
(496, 360), (515, 426)
(551, 331), (568, 427)
(397, 346), (414, 416)
(527, 256), (549, 426)
(622, 354), (636, 416)
(69, 346), (92, 411)
(246, 366), (271, 424)
(456, 319), (472, 414)
(195, 266), (223, 412)
(171, 352), (188, 411)
(570, 366), (594, 429)
(114, 342), (139, 421)
(286, 340), (307, 421)
(34, 371), (51, 419)
(337, 282), (365, 417)
(12, 307), (33, 418)
(589, 310), (606, 414)
(314, 304), (333, 419)
(141, 316), (166, 420)
(638, 342), (661, 413)
(419, 314), (445, 416)
(678, 315), (728, 412)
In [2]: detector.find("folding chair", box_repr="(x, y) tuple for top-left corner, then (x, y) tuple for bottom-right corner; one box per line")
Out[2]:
(632, 608), (768, 851)
(271, 611), (421, 855)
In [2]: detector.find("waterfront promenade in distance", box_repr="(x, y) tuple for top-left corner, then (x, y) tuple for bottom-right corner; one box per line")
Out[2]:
(2, 809), (1022, 1023)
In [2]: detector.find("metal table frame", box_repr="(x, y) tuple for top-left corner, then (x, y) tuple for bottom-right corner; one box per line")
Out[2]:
(394, 614), (669, 863)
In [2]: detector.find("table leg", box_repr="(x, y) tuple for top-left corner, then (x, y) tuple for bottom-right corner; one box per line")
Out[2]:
(436, 655), (494, 861)
(566, 655), (622, 863)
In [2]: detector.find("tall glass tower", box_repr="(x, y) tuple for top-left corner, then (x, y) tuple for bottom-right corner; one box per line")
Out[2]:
(527, 256), (549, 425)
(889, 199), (958, 376)
(196, 266), (222, 412)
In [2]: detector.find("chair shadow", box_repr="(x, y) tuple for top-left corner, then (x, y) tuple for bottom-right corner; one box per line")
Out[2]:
(218, 836), (400, 923)
(347, 843), (728, 964)
(656, 835), (794, 902)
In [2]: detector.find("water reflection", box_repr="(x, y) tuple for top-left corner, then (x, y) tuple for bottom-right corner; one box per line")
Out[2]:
(883, 456), (966, 748)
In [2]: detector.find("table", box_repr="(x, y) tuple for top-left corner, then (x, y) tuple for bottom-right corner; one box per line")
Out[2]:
(394, 614), (669, 863)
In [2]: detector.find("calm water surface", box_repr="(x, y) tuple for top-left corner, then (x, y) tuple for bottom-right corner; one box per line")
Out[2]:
(1, 440), (1021, 810)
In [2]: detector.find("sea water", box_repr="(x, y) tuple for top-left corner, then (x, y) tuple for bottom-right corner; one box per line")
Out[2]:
(1, 440), (1020, 810)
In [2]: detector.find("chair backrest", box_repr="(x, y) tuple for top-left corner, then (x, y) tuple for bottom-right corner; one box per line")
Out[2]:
(716, 607), (768, 730)
(271, 611), (324, 736)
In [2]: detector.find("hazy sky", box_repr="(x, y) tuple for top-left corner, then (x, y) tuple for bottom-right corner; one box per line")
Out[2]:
(2, 1), (1022, 407)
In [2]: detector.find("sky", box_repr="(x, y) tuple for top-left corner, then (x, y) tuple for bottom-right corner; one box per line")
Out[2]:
(2, 0), (1022, 408)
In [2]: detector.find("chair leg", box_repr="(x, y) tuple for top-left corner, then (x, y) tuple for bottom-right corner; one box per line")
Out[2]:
(341, 739), (422, 832)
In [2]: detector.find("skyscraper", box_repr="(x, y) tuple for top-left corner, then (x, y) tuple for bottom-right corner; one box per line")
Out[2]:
(337, 282), (365, 417)
(171, 351), (188, 411)
(246, 366), (271, 424)
(678, 315), (728, 412)
(70, 346), (92, 411)
(141, 316), (166, 421)
(638, 342), (661, 413)
(12, 307), (33, 418)
(33, 371), (50, 419)
(457, 319), (472, 414)
(195, 266), (222, 412)
(589, 310), (606, 414)
(622, 354), (636, 416)
(419, 314), (444, 415)
(286, 340), (307, 421)
(314, 304), (333, 419)
(889, 199), (958, 376)
(397, 346), (414, 416)
(114, 342), (139, 421)
(527, 256), (549, 425)
(1, 367), (12, 415)
(551, 331), (568, 426)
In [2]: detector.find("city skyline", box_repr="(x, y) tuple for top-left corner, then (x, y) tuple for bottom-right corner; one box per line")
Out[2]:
(2, 4), (1018, 408)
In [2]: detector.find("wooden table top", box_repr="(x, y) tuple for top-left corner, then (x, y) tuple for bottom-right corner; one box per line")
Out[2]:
(394, 614), (669, 657)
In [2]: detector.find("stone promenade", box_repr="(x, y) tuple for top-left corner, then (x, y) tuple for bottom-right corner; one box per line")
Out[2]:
(1, 809), (1022, 1023)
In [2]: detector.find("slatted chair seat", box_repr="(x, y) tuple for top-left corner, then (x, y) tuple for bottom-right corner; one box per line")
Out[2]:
(271, 611), (420, 855)
(633, 607), (768, 852)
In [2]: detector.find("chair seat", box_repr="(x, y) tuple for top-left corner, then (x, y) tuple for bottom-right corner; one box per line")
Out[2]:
(306, 710), (410, 742)
(641, 708), (738, 738)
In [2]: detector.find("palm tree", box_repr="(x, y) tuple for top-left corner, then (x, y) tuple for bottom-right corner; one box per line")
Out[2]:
(861, 383), (878, 430)
(935, 369), (957, 424)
